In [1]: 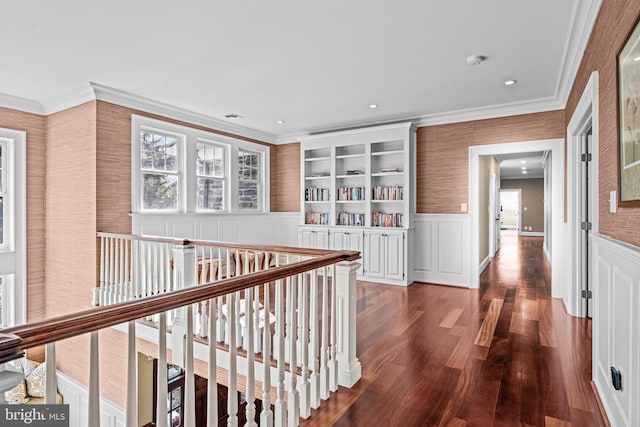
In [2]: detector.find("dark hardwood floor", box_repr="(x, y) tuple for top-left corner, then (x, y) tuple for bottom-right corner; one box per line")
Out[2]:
(300, 230), (607, 427)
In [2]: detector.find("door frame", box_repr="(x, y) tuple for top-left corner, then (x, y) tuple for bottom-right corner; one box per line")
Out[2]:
(567, 71), (599, 318)
(488, 171), (499, 257)
(469, 139), (564, 291)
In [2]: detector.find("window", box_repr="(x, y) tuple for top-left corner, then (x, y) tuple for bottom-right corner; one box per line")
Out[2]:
(0, 143), (5, 245)
(132, 115), (269, 213)
(196, 141), (226, 211)
(140, 129), (181, 210)
(237, 150), (261, 211)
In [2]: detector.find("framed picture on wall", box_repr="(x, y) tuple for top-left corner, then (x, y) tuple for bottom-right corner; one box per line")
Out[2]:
(617, 14), (640, 205)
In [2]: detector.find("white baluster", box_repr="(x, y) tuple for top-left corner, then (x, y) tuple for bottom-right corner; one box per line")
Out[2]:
(298, 271), (310, 418)
(126, 321), (138, 427)
(88, 331), (100, 427)
(245, 288), (257, 427)
(274, 278), (287, 426)
(228, 292), (239, 427)
(124, 239), (130, 301)
(109, 237), (115, 305)
(287, 275), (299, 427)
(329, 264), (338, 392)
(99, 237), (105, 306)
(115, 238), (121, 303)
(44, 343), (57, 404)
(184, 302), (196, 427)
(320, 266), (330, 400)
(156, 312), (168, 427)
(207, 297), (218, 426)
(261, 280), (273, 427)
(309, 270), (320, 409)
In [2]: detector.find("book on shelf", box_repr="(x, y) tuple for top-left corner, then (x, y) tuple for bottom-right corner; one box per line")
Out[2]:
(345, 169), (364, 175)
(305, 211), (330, 225)
(337, 211), (365, 226)
(380, 168), (401, 173)
(337, 186), (365, 201)
(305, 187), (330, 201)
(372, 211), (403, 227)
(310, 171), (330, 177)
(372, 185), (403, 201)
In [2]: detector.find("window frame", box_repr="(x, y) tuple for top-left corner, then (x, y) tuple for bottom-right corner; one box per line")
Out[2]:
(236, 149), (263, 212)
(195, 138), (229, 212)
(132, 115), (270, 214)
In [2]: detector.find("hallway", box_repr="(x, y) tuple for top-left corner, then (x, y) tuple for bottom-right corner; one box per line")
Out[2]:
(300, 231), (606, 426)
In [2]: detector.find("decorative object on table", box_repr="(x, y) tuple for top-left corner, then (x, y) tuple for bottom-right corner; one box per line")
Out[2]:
(617, 14), (640, 205)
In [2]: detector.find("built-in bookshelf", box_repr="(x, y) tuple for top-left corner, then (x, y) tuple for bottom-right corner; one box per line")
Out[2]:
(300, 123), (415, 229)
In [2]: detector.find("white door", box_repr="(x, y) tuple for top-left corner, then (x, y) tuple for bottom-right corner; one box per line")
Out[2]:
(384, 231), (404, 281)
(489, 172), (500, 256)
(364, 231), (384, 278)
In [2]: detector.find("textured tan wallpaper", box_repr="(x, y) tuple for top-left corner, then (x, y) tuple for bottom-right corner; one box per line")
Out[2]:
(566, 0), (640, 247)
(416, 111), (565, 214)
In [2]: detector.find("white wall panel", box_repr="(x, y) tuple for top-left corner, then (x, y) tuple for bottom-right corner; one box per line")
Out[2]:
(57, 372), (125, 427)
(133, 213), (300, 247)
(592, 234), (640, 427)
(413, 214), (469, 287)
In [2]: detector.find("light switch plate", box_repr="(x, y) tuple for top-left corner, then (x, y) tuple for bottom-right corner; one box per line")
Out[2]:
(610, 191), (617, 213)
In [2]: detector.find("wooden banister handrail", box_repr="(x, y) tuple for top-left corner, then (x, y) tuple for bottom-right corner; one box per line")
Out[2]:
(96, 232), (343, 257)
(0, 250), (360, 364)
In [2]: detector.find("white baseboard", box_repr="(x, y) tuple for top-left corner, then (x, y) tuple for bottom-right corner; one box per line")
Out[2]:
(519, 231), (544, 237)
(56, 371), (125, 427)
(479, 255), (490, 274)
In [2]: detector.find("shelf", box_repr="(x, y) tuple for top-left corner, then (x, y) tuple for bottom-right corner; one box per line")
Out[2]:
(305, 175), (331, 180)
(336, 153), (366, 159)
(371, 150), (404, 157)
(371, 199), (403, 203)
(305, 200), (331, 204)
(305, 156), (332, 162)
(336, 200), (365, 203)
(336, 174), (365, 179)
(371, 171), (404, 177)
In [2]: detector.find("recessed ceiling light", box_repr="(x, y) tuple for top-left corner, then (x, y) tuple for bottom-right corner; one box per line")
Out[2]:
(277, 120), (285, 124)
(224, 113), (242, 119)
(504, 79), (517, 86)
(634, 56), (640, 62)
(522, 170), (528, 174)
(521, 160), (526, 164)
(521, 166), (526, 170)
(466, 55), (485, 66)
(369, 104), (379, 109)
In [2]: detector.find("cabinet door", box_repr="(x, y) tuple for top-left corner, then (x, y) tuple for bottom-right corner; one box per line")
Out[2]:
(364, 231), (385, 278)
(331, 230), (348, 250)
(315, 229), (330, 249)
(385, 231), (405, 281)
(348, 232), (365, 276)
(299, 229), (316, 248)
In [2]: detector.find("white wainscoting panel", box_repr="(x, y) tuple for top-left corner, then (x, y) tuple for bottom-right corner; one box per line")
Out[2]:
(57, 372), (125, 427)
(592, 234), (640, 427)
(132, 213), (300, 246)
(413, 214), (470, 287)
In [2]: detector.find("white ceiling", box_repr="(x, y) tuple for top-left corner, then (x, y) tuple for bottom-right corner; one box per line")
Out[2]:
(495, 152), (546, 179)
(1, 1), (599, 142)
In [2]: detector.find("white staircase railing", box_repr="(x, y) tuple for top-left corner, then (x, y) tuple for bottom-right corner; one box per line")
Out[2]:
(0, 233), (361, 427)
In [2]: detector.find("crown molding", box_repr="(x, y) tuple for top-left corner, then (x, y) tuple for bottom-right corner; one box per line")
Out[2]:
(555, 0), (603, 105)
(0, 93), (44, 115)
(89, 83), (277, 144)
(40, 86), (96, 115)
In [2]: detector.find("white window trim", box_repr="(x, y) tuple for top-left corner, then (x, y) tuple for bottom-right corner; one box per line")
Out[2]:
(0, 128), (26, 328)
(132, 115), (270, 214)
(236, 148), (264, 212)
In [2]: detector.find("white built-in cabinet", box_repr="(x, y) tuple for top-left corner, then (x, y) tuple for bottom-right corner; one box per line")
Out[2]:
(297, 122), (415, 285)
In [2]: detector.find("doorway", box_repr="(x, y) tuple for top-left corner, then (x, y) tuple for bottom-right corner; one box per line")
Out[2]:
(499, 189), (521, 231)
(469, 139), (564, 292)
(567, 71), (599, 318)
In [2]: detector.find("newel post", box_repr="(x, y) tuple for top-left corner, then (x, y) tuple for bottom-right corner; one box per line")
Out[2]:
(334, 259), (361, 387)
(171, 242), (197, 427)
